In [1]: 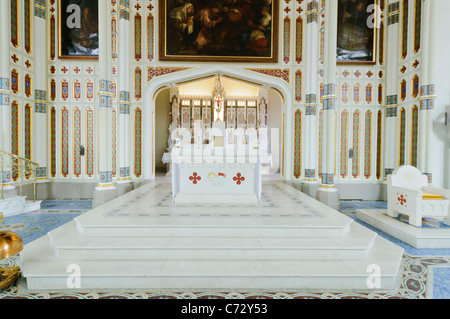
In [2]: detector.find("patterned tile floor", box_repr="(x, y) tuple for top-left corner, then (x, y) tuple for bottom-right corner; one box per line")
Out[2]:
(1, 199), (450, 299)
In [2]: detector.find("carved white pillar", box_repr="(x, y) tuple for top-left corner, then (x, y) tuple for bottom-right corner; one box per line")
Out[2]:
(33, 0), (48, 181)
(383, 0), (400, 178)
(118, 2), (131, 183)
(0, 0), (12, 186)
(96, 0), (114, 190)
(319, 0), (337, 191)
(303, 0), (320, 184)
(316, 0), (339, 210)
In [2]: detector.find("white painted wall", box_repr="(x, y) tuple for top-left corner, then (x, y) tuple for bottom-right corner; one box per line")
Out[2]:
(432, 0), (450, 188)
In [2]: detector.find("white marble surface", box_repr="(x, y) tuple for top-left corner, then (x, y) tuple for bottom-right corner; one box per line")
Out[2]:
(357, 209), (450, 249)
(20, 180), (404, 291)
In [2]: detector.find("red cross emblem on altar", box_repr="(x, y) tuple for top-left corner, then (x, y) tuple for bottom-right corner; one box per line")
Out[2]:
(233, 173), (245, 185)
(189, 172), (201, 185)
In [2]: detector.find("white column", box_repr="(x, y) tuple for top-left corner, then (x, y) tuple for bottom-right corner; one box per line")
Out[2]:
(384, 0), (400, 178)
(96, 0), (114, 190)
(0, 0), (12, 186)
(303, 0), (320, 184)
(117, 3), (131, 183)
(319, 0), (338, 191)
(33, 1), (48, 181)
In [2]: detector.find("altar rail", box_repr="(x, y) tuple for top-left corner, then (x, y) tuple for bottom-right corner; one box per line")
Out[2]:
(0, 150), (39, 202)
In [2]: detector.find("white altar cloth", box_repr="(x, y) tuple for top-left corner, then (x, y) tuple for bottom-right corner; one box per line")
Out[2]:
(171, 146), (262, 204)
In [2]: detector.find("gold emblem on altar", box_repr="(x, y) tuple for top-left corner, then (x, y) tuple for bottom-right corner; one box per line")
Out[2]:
(208, 172), (226, 187)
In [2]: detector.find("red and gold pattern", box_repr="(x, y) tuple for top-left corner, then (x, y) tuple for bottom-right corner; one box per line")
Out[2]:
(73, 80), (81, 101)
(135, 13), (142, 61)
(11, 0), (19, 48)
(295, 70), (302, 102)
(11, 101), (19, 181)
(50, 107), (56, 178)
(246, 69), (290, 83)
(61, 107), (69, 178)
(86, 80), (94, 101)
(112, 108), (117, 178)
(25, 74), (32, 98)
(294, 109), (302, 179)
(50, 15), (56, 60)
(61, 79), (69, 101)
(147, 14), (154, 61)
(295, 17), (303, 64)
(352, 110), (360, 178)
(73, 107), (81, 178)
(283, 17), (290, 64)
(364, 110), (372, 179)
(340, 110), (349, 179)
(86, 107), (94, 178)
(147, 67), (190, 82)
(24, 0), (31, 54)
(134, 107), (142, 178)
(135, 68), (142, 100)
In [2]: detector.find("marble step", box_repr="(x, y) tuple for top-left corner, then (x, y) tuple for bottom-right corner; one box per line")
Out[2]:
(20, 235), (403, 291)
(75, 215), (353, 238)
(47, 220), (376, 261)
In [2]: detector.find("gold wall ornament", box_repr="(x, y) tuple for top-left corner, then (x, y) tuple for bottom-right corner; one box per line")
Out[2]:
(0, 231), (24, 290)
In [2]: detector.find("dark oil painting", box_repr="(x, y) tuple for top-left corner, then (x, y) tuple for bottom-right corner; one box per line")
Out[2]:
(337, 0), (377, 64)
(160, 0), (279, 63)
(59, 0), (99, 59)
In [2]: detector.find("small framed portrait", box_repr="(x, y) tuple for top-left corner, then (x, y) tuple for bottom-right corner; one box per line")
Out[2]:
(58, 0), (99, 59)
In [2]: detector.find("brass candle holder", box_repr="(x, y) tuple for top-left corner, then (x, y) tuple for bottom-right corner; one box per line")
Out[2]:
(0, 213), (24, 290)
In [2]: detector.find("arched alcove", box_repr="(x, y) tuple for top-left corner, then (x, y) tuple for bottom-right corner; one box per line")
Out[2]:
(143, 66), (292, 181)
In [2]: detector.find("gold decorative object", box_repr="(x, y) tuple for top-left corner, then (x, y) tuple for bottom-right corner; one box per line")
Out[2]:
(0, 224), (24, 290)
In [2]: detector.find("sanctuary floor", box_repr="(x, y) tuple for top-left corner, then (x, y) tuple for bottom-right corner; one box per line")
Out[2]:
(1, 175), (450, 299)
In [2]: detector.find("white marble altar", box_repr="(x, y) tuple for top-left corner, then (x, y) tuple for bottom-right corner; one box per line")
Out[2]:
(171, 145), (262, 204)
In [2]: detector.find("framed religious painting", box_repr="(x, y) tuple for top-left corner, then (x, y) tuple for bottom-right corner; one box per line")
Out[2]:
(159, 0), (279, 63)
(337, 0), (377, 64)
(58, 0), (99, 59)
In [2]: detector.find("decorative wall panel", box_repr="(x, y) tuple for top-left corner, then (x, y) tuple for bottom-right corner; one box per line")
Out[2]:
(11, 0), (19, 48)
(398, 107), (406, 166)
(340, 110), (349, 179)
(24, 0), (32, 54)
(86, 107), (94, 178)
(73, 107), (81, 178)
(11, 101), (19, 181)
(295, 17), (303, 64)
(135, 13), (142, 61)
(283, 17), (290, 64)
(134, 107), (142, 178)
(147, 14), (154, 61)
(411, 105), (418, 167)
(50, 107), (56, 178)
(112, 108), (117, 178)
(61, 107), (69, 178)
(24, 104), (32, 164)
(293, 109), (302, 179)
(352, 110), (360, 178)
(364, 111), (372, 179)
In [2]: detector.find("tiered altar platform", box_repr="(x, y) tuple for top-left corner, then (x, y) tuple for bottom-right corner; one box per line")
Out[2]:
(20, 180), (404, 291)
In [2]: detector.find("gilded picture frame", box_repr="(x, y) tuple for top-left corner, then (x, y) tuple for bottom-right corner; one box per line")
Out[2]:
(58, 0), (99, 60)
(337, 0), (377, 64)
(159, 0), (279, 63)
